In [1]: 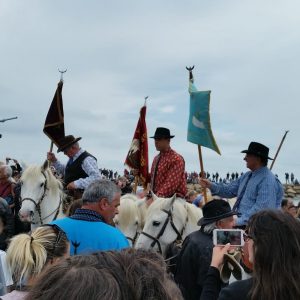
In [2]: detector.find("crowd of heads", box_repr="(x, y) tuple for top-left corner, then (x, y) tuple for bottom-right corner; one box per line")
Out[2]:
(0, 155), (300, 299)
(28, 248), (183, 300)
(1, 215), (184, 299)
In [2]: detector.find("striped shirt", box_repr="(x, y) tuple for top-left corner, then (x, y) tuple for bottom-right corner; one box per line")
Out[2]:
(210, 167), (283, 226)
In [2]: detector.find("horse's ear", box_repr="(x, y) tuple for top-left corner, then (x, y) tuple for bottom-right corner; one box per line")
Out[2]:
(170, 194), (176, 205)
(151, 191), (158, 202)
(169, 194), (177, 211)
(41, 160), (49, 172)
(163, 194), (177, 211)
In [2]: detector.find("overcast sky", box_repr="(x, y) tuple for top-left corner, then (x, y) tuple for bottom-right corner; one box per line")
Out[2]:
(0, 0), (299, 181)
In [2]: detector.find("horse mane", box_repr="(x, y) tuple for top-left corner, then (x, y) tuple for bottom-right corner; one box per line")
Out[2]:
(146, 197), (186, 221)
(146, 196), (202, 226)
(184, 202), (203, 224)
(117, 194), (141, 230)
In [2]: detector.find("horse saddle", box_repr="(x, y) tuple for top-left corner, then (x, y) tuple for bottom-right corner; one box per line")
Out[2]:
(220, 251), (242, 283)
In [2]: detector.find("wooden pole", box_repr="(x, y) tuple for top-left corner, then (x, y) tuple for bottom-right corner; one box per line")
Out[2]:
(198, 145), (208, 203)
(48, 141), (54, 167)
(270, 130), (289, 170)
(133, 175), (139, 194)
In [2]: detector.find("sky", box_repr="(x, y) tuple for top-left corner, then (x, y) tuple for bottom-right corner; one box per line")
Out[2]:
(0, 0), (299, 181)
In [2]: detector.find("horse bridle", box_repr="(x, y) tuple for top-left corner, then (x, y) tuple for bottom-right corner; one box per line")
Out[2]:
(126, 228), (139, 245)
(20, 171), (61, 225)
(140, 206), (186, 254)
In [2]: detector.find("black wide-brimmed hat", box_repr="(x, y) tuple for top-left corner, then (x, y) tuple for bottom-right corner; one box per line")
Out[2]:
(57, 135), (82, 153)
(197, 199), (238, 226)
(150, 127), (174, 139)
(241, 142), (273, 160)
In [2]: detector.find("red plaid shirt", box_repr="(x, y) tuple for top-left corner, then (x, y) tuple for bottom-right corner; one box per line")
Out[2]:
(150, 148), (187, 198)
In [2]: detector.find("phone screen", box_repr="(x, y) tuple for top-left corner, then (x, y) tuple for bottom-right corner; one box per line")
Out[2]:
(215, 230), (243, 246)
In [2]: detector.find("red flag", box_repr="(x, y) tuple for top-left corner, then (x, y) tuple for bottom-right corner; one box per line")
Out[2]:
(125, 105), (149, 188)
(43, 81), (65, 147)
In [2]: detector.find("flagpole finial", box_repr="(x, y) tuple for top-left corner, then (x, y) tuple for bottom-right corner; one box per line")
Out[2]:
(186, 65), (194, 82)
(58, 68), (67, 81)
(144, 96), (149, 106)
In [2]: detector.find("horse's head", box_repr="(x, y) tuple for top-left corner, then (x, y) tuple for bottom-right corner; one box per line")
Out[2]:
(19, 160), (55, 224)
(134, 194), (188, 256)
(114, 194), (142, 246)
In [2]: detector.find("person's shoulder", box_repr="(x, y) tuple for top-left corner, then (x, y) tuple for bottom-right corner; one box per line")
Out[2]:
(169, 149), (184, 161)
(219, 278), (252, 300)
(95, 223), (129, 246)
(261, 167), (282, 183)
(101, 223), (126, 237)
(51, 217), (72, 227)
(185, 230), (212, 247)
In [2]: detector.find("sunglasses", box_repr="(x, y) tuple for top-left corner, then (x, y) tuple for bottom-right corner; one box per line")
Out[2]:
(243, 231), (254, 242)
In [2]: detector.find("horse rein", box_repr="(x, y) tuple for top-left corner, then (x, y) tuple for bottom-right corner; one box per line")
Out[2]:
(20, 171), (61, 225)
(140, 206), (186, 255)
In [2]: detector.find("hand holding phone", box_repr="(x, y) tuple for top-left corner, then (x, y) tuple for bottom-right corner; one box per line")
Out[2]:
(210, 243), (231, 269)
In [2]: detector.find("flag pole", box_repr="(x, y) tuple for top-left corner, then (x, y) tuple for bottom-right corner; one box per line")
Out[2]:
(48, 141), (54, 167)
(198, 145), (208, 204)
(133, 176), (139, 194)
(270, 130), (289, 170)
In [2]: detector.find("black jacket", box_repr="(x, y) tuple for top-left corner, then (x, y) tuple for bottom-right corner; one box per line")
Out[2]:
(200, 266), (252, 300)
(174, 230), (214, 300)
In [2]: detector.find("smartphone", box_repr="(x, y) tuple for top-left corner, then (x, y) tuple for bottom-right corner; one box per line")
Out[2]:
(213, 229), (244, 247)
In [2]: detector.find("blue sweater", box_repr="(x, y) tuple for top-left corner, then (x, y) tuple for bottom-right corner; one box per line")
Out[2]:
(52, 209), (129, 255)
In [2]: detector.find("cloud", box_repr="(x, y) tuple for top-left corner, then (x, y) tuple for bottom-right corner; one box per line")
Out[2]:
(158, 105), (176, 114)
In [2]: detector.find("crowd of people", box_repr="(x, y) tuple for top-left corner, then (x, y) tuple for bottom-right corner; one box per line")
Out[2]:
(0, 128), (299, 299)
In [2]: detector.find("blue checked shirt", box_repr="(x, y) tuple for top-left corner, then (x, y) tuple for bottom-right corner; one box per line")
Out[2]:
(53, 148), (100, 189)
(210, 167), (283, 226)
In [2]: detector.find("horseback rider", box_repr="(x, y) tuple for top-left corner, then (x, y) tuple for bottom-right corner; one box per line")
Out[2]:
(47, 135), (100, 200)
(149, 127), (187, 198)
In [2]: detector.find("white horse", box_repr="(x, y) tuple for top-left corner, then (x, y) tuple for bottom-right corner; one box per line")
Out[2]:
(19, 160), (65, 228)
(114, 194), (142, 246)
(135, 194), (203, 257)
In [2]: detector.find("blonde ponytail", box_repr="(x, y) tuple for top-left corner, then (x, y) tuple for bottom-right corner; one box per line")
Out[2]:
(6, 226), (68, 285)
